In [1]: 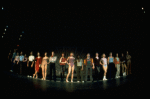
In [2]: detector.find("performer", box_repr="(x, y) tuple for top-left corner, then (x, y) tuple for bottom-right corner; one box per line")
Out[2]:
(23, 54), (28, 76)
(114, 53), (120, 78)
(10, 49), (17, 72)
(93, 53), (101, 82)
(8, 50), (12, 71)
(18, 51), (24, 75)
(59, 53), (67, 82)
(33, 52), (42, 79)
(41, 52), (48, 80)
(126, 51), (131, 75)
(66, 52), (75, 82)
(120, 53), (127, 76)
(13, 52), (20, 74)
(27, 52), (35, 78)
(108, 52), (115, 79)
(49, 51), (57, 81)
(100, 53), (108, 80)
(76, 55), (84, 83)
(84, 53), (94, 82)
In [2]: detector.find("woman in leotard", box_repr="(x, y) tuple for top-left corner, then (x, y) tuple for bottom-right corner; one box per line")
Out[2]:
(66, 52), (75, 82)
(33, 52), (42, 79)
(41, 52), (49, 80)
(100, 53), (108, 80)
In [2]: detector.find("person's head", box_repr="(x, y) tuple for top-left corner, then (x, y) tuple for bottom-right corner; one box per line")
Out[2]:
(102, 53), (105, 58)
(24, 54), (27, 57)
(127, 51), (129, 55)
(45, 52), (47, 56)
(17, 52), (19, 56)
(96, 53), (99, 57)
(14, 49), (16, 52)
(77, 55), (80, 59)
(37, 52), (40, 56)
(87, 53), (90, 58)
(52, 51), (54, 56)
(62, 53), (64, 57)
(70, 52), (74, 57)
(30, 51), (33, 55)
(122, 53), (124, 57)
(109, 52), (112, 56)
(20, 51), (23, 55)
(116, 53), (118, 57)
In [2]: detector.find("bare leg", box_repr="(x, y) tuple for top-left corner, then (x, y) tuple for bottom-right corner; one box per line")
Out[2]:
(42, 65), (44, 80)
(44, 64), (47, 80)
(71, 65), (75, 82)
(66, 65), (71, 82)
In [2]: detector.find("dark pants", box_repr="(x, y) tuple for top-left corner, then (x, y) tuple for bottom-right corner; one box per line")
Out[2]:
(108, 63), (115, 79)
(11, 58), (15, 71)
(19, 61), (23, 75)
(50, 63), (56, 81)
(27, 61), (33, 76)
(60, 65), (65, 80)
(23, 62), (27, 75)
(93, 66), (100, 81)
(85, 66), (93, 81)
(77, 66), (83, 81)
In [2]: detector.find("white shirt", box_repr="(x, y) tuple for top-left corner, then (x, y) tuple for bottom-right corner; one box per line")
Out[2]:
(29, 55), (35, 61)
(49, 56), (57, 63)
(77, 59), (83, 66)
(101, 58), (107, 65)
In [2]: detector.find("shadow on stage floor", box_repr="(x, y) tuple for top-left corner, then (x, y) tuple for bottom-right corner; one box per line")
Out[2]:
(3, 70), (145, 97)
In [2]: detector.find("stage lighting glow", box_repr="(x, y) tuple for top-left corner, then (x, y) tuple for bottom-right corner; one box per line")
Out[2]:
(2, 36), (3, 38)
(6, 26), (8, 28)
(19, 38), (21, 40)
(5, 29), (6, 31)
(22, 31), (24, 33)
(20, 35), (22, 37)
(142, 7), (144, 10)
(2, 7), (3, 10)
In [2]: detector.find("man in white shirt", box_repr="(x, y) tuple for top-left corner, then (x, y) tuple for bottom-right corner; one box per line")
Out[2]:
(27, 52), (35, 77)
(49, 51), (57, 81)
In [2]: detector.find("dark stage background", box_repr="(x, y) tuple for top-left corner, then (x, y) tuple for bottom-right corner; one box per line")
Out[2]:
(2, 3), (147, 78)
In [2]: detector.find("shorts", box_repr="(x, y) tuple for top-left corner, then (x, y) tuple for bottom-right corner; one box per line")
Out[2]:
(103, 64), (107, 67)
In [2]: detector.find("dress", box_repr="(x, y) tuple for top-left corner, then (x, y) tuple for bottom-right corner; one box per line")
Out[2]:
(68, 57), (75, 67)
(35, 57), (42, 72)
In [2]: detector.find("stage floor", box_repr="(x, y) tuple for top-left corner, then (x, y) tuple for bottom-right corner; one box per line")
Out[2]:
(3, 70), (145, 97)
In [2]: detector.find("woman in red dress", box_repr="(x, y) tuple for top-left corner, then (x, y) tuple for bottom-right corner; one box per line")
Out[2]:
(33, 52), (42, 79)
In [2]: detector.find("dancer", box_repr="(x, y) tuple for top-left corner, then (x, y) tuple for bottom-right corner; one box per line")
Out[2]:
(114, 53), (120, 78)
(49, 51), (57, 81)
(120, 53), (127, 76)
(23, 54), (28, 76)
(13, 52), (20, 74)
(76, 55), (84, 83)
(66, 52), (75, 82)
(126, 51), (131, 75)
(93, 53), (101, 82)
(27, 52), (35, 78)
(108, 52), (115, 79)
(18, 51), (24, 75)
(84, 53), (94, 82)
(100, 53), (108, 80)
(59, 53), (67, 81)
(10, 49), (17, 72)
(33, 52), (42, 79)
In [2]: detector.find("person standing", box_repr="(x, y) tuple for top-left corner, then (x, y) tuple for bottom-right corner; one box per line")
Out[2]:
(27, 52), (35, 78)
(108, 52), (115, 79)
(59, 53), (67, 82)
(114, 53), (120, 78)
(66, 52), (75, 82)
(33, 52), (42, 79)
(13, 52), (20, 74)
(76, 55), (84, 83)
(49, 51), (57, 81)
(100, 53), (108, 80)
(93, 53), (101, 82)
(120, 53), (127, 76)
(10, 49), (17, 72)
(18, 51), (24, 75)
(23, 54), (28, 76)
(84, 53), (94, 82)
(126, 51), (131, 75)
(41, 52), (49, 80)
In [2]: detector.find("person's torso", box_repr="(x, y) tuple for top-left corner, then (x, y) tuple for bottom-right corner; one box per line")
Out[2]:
(36, 57), (42, 63)
(109, 57), (113, 63)
(94, 57), (100, 66)
(60, 57), (66, 65)
(77, 59), (82, 66)
(87, 58), (91, 65)
(101, 58), (107, 65)
(15, 56), (19, 61)
(69, 57), (74, 63)
(19, 55), (24, 61)
(50, 56), (57, 63)
(29, 55), (34, 61)
(115, 57), (120, 64)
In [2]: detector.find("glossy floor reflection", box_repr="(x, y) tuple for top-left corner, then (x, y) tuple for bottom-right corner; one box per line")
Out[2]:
(3, 71), (144, 97)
